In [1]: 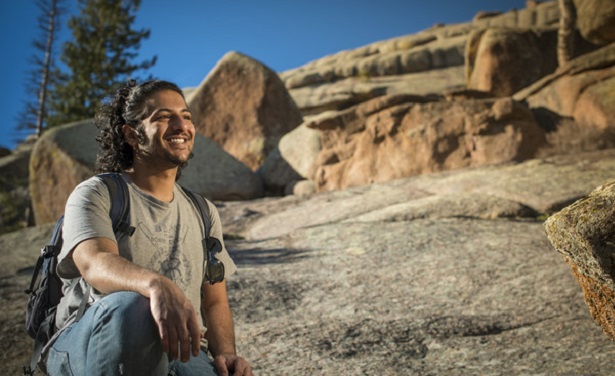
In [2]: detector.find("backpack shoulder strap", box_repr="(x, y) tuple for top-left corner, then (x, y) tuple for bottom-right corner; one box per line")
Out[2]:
(180, 187), (224, 285)
(180, 186), (211, 238)
(97, 173), (135, 237)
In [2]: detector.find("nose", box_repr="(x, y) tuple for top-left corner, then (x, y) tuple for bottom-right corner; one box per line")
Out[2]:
(170, 115), (189, 131)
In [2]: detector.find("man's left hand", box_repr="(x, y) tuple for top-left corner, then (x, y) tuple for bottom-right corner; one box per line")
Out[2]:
(213, 353), (254, 376)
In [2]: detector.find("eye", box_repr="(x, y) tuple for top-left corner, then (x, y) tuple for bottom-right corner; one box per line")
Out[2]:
(154, 114), (171, 121)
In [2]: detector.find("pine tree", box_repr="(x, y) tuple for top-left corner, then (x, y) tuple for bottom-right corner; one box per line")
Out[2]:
(17, 0), (65, 142)
(47, 0), (156, 127)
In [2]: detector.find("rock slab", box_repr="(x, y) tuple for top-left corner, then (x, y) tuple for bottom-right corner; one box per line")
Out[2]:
(3, 150), (615, 374)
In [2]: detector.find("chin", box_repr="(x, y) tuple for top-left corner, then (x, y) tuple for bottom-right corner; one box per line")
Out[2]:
(167, 154), (190, 165)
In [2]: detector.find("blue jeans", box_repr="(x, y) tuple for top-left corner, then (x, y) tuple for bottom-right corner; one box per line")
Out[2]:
(46, 291), (218, 376)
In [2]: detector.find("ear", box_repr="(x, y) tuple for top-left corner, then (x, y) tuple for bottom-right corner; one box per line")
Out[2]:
(122, 125), (138, 148)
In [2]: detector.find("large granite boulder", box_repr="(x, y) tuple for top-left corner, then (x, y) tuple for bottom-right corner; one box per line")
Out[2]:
(255, 147), (302, 196)
(308, 94), (545, 192)
(256, 121), (323, 195)
(278, 121), (322, 179)
(29, 120), (263, 225)
(466, 27), (557, 96)
(574, 0), (615, 45)
(187, 52), (303, 171)
(29, 120), (98, 226)
(176, 135), (264, 201)
(544, 179), (615, 340)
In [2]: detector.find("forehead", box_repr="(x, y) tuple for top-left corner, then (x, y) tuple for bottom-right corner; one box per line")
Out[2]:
(144, 89), (188, 114)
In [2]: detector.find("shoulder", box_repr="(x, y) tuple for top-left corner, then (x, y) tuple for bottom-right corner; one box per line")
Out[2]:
(67, 175), (122, 209)
(175, 186), (220, 221)
(175, 184), (205, 206)
(71, 175), (110, 198)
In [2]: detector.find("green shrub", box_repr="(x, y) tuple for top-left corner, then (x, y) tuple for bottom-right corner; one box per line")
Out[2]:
(0, 180), (31, 235)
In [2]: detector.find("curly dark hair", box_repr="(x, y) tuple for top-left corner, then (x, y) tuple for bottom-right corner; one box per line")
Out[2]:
(94, 79), (191, 179)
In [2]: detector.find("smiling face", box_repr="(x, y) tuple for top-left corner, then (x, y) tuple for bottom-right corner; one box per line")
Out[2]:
(132, 89), (195, 169)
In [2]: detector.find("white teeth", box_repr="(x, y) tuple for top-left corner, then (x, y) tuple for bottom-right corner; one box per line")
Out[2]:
(169, 138), (185, 144)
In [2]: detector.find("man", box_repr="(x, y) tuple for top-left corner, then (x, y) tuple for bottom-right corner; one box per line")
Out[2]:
(45, 79), (253, 375)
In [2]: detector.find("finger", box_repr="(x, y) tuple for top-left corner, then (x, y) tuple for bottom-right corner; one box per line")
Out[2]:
(242, 365), (254, 376)
(214, 355), (230, 376)
(187, 313), (202, 357)
(151, 294), (173, 355)
(155, 320), (170, 354)
(178, 325), (192, 362)
(168, 327), (179, 360)
(234, 358), (253, 376)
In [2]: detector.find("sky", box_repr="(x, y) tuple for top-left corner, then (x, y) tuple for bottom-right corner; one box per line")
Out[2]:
(0, 0), (527, 150)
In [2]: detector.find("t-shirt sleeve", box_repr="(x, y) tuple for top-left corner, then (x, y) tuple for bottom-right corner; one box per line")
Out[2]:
(206, 199), (238, 278)
(57, 177), (116, 279)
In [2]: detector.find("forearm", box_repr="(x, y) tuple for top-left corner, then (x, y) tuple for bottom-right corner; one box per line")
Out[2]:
(202, 282), (236, 356)
(202, 282), (253, 375)
(73, 237), (167, 298)
(74, 237), (202, 361)
(204, 300), (236, 356)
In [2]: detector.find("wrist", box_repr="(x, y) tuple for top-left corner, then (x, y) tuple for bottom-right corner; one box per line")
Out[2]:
(144, 273), (169, 298)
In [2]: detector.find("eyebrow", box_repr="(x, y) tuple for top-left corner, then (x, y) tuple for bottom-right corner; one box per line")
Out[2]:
(154, 108), (192, 115)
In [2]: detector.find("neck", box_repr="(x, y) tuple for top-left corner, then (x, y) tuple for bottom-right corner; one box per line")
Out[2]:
(124, 162), (178, 203)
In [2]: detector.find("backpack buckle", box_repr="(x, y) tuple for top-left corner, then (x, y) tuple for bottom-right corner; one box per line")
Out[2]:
(42, 245), (55, 257)
(117, 221), (136, 236)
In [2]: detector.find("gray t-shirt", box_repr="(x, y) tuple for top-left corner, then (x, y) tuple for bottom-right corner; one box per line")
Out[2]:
(54, 174), (237, 349)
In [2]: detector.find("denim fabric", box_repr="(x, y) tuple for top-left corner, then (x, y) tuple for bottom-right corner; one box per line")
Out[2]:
(46, 291), (218, 376)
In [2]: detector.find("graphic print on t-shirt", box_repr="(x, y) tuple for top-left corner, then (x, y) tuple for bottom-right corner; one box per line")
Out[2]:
(139, 221), (193, 291)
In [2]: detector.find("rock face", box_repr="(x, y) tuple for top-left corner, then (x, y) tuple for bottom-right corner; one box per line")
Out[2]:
(574, 0), (615, 45)
(466, 27), (557, 96)
(544, 180), (615, 340)
(514, 43), (615, 156)
(187, 52), (304, 171)
(281, 1), (560, 114)
(29, 120), (263, 225)
(5, 150), (615, 375)
(307, 94), (545, 192)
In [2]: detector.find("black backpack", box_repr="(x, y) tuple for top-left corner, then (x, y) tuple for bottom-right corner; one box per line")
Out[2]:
(23, 173), (223, 375)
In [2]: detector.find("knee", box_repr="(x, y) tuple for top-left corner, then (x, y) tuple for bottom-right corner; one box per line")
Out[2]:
(104, 291), (150, 316)
(94, 291), (157, 337)
(85, 292), (167, 373)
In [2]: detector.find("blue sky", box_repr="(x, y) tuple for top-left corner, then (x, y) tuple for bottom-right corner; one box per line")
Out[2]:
(0, 0), (527, 150)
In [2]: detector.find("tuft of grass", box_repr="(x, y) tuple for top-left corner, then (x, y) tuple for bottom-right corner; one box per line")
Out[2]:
(536, 213), (550, 222)
(223, 233), (245, 241)
(0, 177), (31, 235)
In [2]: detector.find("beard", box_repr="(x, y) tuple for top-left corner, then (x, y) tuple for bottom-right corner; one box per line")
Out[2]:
(137, 134), (194, 168)
(166, 150), (192, 165)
